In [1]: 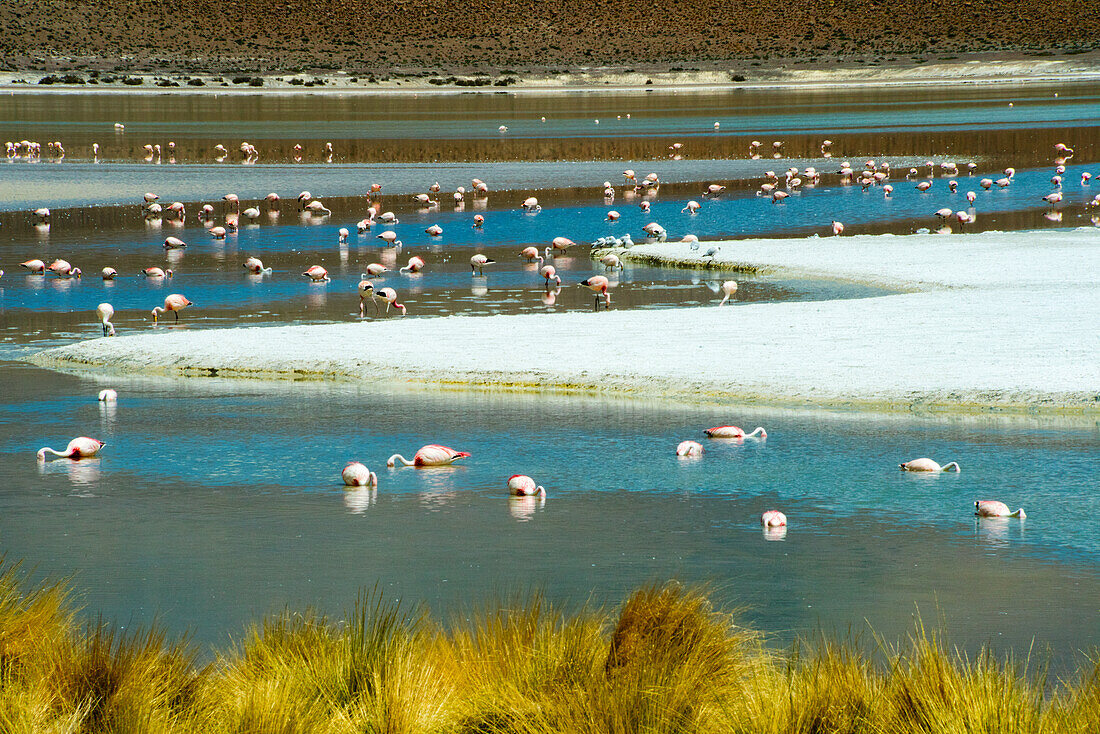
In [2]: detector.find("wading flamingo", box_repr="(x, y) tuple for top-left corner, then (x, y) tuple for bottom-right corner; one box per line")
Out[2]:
(142, 267), (172, 278)
(470, 254), (495, 275)
(508, 474), (546, 496)
(606, 210), (620, 221)
(520, 246), (544, 264)
(705, 426), (767, 438)
(342, 462), (378, 487)
(305, 200), (330, 215)
(376, 287), (407, 315)
(387, 445), (470, 467)
(243, 257), (271, 274)
(761, 510), (787, 527)
(551, 236), (575, 253)
(377, 230), (402, 247)
(473, 214), (485, 228)
(974, 500), (1025, 519)
(600, 254), (623, 270)
(899, 458), (960, 472)
(20, 259), (46, 274)
(676, 440), (703, 457)
(37, 437), (104, 461)
(47, 260), (81, 278)
(718, 280), (738, 305)
(163, 237), (187, 249)
(302, 265), (330, 282)
(358, 280), (379, 316)
(98, 389), (117, 402)
(580, 275), (611, 309)
(521, 197), (541, 213)
(425, 224), (444, 236)
(101, 267), (117, 280)
(152, 294), (192, 322)
(540, 265), (561, 286)
(362, 263), (389, 277)
(96, 303), (115, 336)
(399, 256), (425, 274)
(682, 200), (701, 213)
(831, 221), (844, 236)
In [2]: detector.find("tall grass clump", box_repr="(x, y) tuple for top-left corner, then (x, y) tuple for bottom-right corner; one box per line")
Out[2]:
(0, 561), (1097, 733)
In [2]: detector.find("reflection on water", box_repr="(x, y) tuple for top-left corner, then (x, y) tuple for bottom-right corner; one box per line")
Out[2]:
(36, 456), (102, 489)
(343, 488), (377, 515)
(509, 495), (546, 522)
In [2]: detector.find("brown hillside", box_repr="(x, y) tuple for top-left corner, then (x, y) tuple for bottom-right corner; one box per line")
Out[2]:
(0, 0), (1097, 73)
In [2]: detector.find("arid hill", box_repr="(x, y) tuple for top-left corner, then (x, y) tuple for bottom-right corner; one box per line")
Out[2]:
(1, 0), (1097, 74)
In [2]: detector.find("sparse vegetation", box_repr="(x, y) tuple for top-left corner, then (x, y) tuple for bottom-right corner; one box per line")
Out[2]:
(0, 564), (1095, 733)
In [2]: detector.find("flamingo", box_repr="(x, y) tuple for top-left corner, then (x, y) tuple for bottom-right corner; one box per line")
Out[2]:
(508, 474), (545, 497)
(974, 500), (1025, 519)
(682, 200), (701, 213)
(241, 207), (260, 221)
(163, 236), (187, 249)
(377, 230), (402, 247)
(521, 197), (541, 213)
(20, 259), (47, 274)
(935, 208), (954, 221)
(520, 246), (544, 264)
(376, 287), (407, 315)
(704, 184), (726, 197)
(399, 256), (425, 274)
(265, 192), (280, 207)
(305, 200), (330, 215)
(142, 267), (172, 278)
(357, 218), (373, 233)
(358, 280), (379, 316)
(916, 181), (932, 192)
(297, 191), (312, 210)
(33, 207), (51, 222)
(622, 169), (637, 183)
(425, 224), (444, 236)
(387, 445), (469, 467)
(704, 426), (767, 439)
(676, 440), (703, 457)
(831, 221), (844, 236)
(760, 510), (787, 528)
(222, 193), (240, 213)
(37, 437), (104, 461)
(899, 458), (960, 472)
(551, 237), (575, 253)
(96, 303), (115, 336)
(642, 222), (666, 239)
(473, 214), (485, 228)
(302, 265), (330, 282)
(413, 193), (435, 206)
(362, 263), (389, 277)
(342, 462), (378, 487)
(580, 275), (611, 309)
(540, 265), (561, 286)
(151, 294), (192, 322)
(101, 267), (117, 280)
(600, 254), (623, 270)
(966, 191), (977, 204)
(718, 280), (738, 305)
(470, 254), (495, 275)
(47, 260), (81, 278)
(98, 389), (117, 402)
(209, 226), (228, 239)
(243, 257), (271, 274)
(338, 228), (349, 243)
(606, 210), (620, 221)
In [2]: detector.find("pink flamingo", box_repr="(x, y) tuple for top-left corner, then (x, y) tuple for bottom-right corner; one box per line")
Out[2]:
(377, 230), (402, 247)
(682, 200), (701, 214)
(704, 184), (726, 197)
(508, 474), (546, 496)
(163, 236), (186, 249)
(142, 267), (172, 278)
(718, 280), (738, 305)
(676, 440), (703, 457)
(705, 425), (766, 439)
(521, 197), (541, 212)
(974, 500), (1025, 519)
(600, 254), (623, 270)
(37, 437), (104, 461)
(101, 267), (117, 280)
(540, 264), (561, 287)
(761, 510), (787, 527)
(358, 280), (379, 316)
(916, 181), (932, 192)
(302, 265), (330, 282)
(342, 462), (378, 487)
(899, 458), (960, 472)
(400, 256), (425, 274)
(470, 254), (495, 275)
(580, 275), (611, 309)
(151, 294), (192, 322)
(20, 259), (46, 274)
(425, 224), (443, 236)
(831, 221), (844, 236)
(243, 257), (271, 274)
(552, 237), (576, 252)
(473, 214), (485, 228)
(387, 445), (470, 467)
(362, 263), (389, 277)
(376, 287), (407, 315)
(520, 246), (544, 264)
(606, 210), (620, 221)
(96, 303), (115, 336)
(47, 259), (81, 278)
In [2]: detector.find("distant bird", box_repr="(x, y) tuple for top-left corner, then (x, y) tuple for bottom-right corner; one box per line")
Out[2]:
(101, 267), (117, 280)
(682, 200), (701, 214)
(20, 259), (47, 274)
(580, 275), (611, 309)
(508, 474), (546, 497)
(33, 207), (51, 222)
(704, 425), (767, 438)
(37, 437), (104, 461)
(425, 224), (444, 236)
(338, 228), (349, 243)
(760, 510), (787, 528)
(974, 500), (1025, 519)
(831, 221), (844, 236)
(47, 260), (81, 278)
(718, 280), (738, 305)
(358, 280), (379, 316)
(387, 445), (470, 467)
(362, 263), (389, 277)
(473, 214), (485, 228)
(163, 236), (187, 249)
(151, 294), (192, 322)
(520, 246), (544, 264)
(606, 210), (621, 221)
(470, 254), (495, 275)
(209, 226), (228, 239)
(98, 389), (117, 402)
(305, 200), (330, 214)
(676, 440), (703, 457)
(899, 458), (960, 472)
(704, 184), (726, 197)
(916, 181), (932, 192)
(551, 237), (575, 253)
(377, 230), (402, 247)
(342, 462), (378, 487)
(540, 265), (561, 286)
(142, 267), (172, 278)
(521, 197), (541, 212)
(302, 265), (330, 282)
(243, 257), (271, 274)
(95, 303), (115, 336)
(242, 207), (260, 220)
(376, 287), (407, 315)
(600, 254), (623, 270)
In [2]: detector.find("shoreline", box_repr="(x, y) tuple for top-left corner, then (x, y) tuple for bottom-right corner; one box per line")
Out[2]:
(4, 57), (1100, 96)
(31, 228), (1100, 416)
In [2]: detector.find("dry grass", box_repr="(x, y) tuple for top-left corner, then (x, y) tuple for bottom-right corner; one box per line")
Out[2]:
(0, 564), (1095, 734)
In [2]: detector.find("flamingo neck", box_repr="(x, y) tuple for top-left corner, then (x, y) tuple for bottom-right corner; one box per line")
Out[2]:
(748, 427), (767, 438)
(941, 462), (961, 473)
(37, 447), (66, 460)
(387, 454), (413, 467)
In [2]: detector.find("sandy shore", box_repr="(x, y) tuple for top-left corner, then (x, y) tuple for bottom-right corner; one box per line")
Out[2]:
(4, 57), (1100, 95)
(32, 228), (1100, 415)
